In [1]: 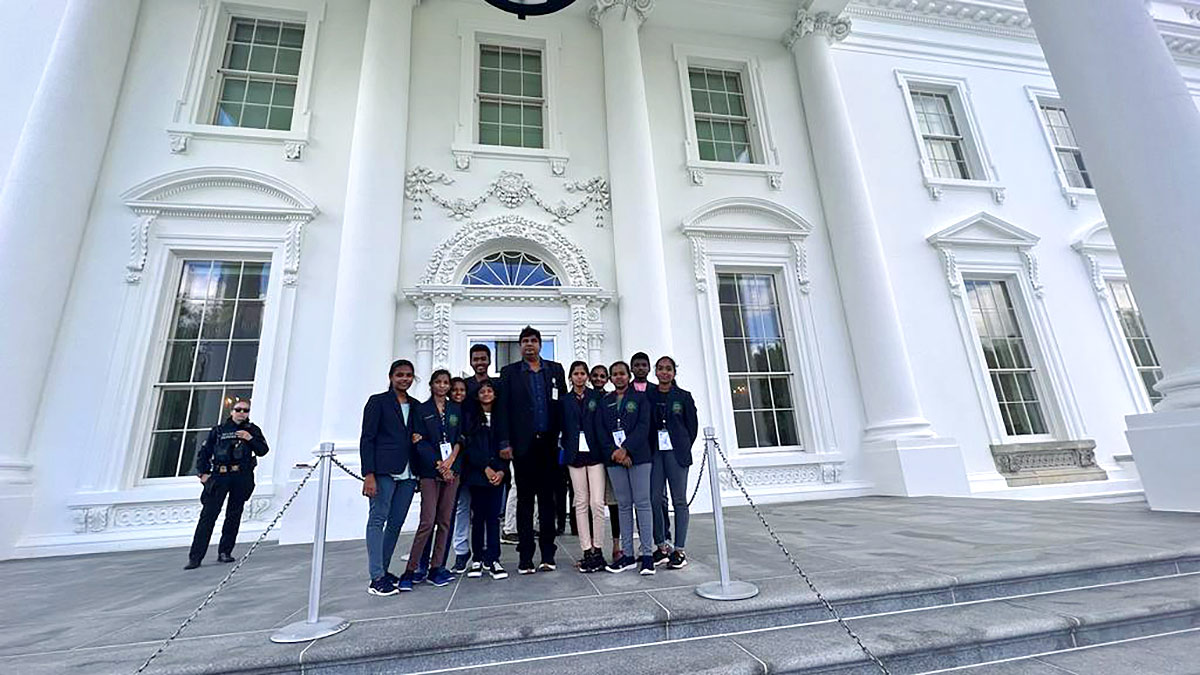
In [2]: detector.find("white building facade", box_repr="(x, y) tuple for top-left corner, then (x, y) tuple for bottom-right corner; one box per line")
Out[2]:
(3, 0), (1200, 558)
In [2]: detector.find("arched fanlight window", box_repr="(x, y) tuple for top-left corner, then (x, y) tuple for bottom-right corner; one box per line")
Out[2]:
(462, 251), (561, 287)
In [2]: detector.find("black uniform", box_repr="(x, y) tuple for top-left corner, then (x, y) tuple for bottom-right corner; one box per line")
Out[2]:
(188, 418), (270, 564)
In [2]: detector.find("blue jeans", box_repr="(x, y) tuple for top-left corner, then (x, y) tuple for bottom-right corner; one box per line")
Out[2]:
(453, 483), (472, 556)
(365, 475), (417, 581)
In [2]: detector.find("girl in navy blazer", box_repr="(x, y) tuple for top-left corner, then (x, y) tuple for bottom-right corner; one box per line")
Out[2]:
(399, 370), (464, 590)
(360, 359), (421, 596)
(647, 356), (699, 570)
(596, 361), (655, 575)
(561, 361), (607, 573)
(462, 381), (510, 580)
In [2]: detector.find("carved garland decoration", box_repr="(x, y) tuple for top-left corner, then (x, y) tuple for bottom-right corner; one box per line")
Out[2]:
(589, 0), (654, 27)
(405, 167), (611, 227)
(783, 10), (852, 49)
(71, 498), (272, 534)
(717, 463), (843, 490)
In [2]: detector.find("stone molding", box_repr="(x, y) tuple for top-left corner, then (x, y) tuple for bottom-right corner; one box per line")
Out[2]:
(121, 167), (319, 285)
(783, 10), (852, 49)
(589, 0), (654, 27)
(404, 167), (610, 227)
(718, 462), (844, 490)
(70, 497), (273, 534)
(989, 439), (1107, 487)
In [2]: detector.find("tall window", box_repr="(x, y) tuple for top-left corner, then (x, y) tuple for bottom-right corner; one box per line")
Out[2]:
(462, 251), (560, 287)
(1107, 280), (1163, 405)
(478, 44), (544, 148)
(213, 17), (305, 131)
(911, 90), (970, 179)
(147, 260), (270, 478)
(964, 279), (1049, 437)
(718, 273), (800, 449)
(689, 67), (754, 163)
(1038, 103), (1092, 189)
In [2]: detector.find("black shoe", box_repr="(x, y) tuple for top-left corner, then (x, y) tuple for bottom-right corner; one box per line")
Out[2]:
(667, 550), (688, 569)
(368, 576), (399, 596)
(518, 561), (536, 575)
(577, 549), (594, 573)
(651, 548), (670, 567)
(589, 549), (608, 573)
(639, 555), (656, 576)
(500, 532), (520, 546)
(606, 555), (636, 573)
(450, 553), (470, 575)
(539, 560), (557, 572)
(183, 559), (201, 570)
(384, 572), (401, 586)
(217, 553), (235, 563)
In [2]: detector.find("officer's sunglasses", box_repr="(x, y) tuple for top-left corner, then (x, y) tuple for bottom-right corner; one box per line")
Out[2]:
(232, 407), (250, 413)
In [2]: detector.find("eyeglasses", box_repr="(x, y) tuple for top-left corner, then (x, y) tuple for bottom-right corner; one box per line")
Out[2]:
(232, 407), (250, 413)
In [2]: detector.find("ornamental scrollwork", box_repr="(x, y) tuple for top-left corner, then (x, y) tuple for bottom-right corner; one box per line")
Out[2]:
(404, 167), (611, 227)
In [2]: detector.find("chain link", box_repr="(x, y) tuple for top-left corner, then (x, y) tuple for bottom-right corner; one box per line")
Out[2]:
(329, 454), (366, 482)
(135, 457), (323, 674)
(711, 439), (891, 675)
(687, 445), (707, 508)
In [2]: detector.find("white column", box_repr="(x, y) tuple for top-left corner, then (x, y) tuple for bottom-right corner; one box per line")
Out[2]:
(1025, 0), (1200, 511)
(786, 11), (967, 495)
(591, 0), (673, 360)
(320, 0), (417, 443)
(0, 0), (142, 483)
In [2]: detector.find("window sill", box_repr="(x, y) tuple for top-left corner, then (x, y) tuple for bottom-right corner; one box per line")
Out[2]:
(166, 123), (310, 161)
(922, 175), (1006, 204)
(686, 159), (783, 190)
(1060, 185), (1096, 209)
(451, 143), (570, 176)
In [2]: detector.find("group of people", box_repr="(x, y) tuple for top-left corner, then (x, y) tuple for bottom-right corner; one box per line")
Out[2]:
(359, 326), (700, 597)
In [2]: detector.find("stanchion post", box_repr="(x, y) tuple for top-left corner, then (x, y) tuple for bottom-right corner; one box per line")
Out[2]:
(271, 442), (351, 643)
(696, 427), (759, 601)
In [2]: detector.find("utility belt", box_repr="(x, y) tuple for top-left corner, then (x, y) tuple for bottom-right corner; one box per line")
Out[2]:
(214, 463), (243, 474)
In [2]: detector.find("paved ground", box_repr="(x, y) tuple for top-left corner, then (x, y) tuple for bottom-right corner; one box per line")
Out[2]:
(2, 496), (1197, 674)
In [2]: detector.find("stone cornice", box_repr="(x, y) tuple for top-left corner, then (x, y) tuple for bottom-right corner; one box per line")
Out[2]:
(783, 10), (852, 49)
(847, 0), (1200, 63)
(589, 0), (654, 28)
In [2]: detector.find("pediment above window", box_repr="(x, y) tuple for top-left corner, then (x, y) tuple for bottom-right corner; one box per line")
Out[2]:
(681, 197), (813, 239)
(122, 167), (319, 221)
(1071, 221), (1115, 254)
(927, 211), (1038, 250)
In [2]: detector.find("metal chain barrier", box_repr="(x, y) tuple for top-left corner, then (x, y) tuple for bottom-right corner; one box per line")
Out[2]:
(710, 438), (891, 675)
(329, 454), (365, 482)
(687, 445), (707, 508)
(135, 457), (323, 674)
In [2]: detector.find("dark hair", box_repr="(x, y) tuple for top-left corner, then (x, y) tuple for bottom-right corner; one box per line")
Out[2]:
(449, 376), (466, 389)
(568, 360), (589, 377)
(609, 360), (630, 375)
(590, 364), (608, 376)
(429, 369), (451, 387)
(476, 380), (495, 396)
(655, 355), (677, 370)
(630, 351), (650, 365)
(519, 325), (542, 343)
(469, 343), (492, 358)
(389, 359), (414, 377)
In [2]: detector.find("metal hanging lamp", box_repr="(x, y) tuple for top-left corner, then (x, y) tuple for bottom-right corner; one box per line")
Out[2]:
(481, 0), (578, 19)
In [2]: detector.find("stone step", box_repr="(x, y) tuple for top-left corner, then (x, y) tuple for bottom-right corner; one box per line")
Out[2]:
(379, 573), (1200, 675)
(285, 552), (1200, 674)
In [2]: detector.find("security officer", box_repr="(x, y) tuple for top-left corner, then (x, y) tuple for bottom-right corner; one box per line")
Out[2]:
(185, 398), (269, 569)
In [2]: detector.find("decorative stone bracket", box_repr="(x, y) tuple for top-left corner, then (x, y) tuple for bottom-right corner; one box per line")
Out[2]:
(70, 497), (273, 534)
(989, 439), (1106, 487)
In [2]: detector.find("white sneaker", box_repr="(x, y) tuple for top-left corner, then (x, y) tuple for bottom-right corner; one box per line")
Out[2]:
(466, 561), (484, 578)
(489, 562), (509, 580)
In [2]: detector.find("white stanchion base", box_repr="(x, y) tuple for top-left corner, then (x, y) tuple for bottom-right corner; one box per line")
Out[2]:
(696, 580), (759, 601)
(270, 616), (350, 643)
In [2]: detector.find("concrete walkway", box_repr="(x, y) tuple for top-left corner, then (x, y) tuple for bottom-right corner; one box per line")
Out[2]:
(2, 497), (1197, 674)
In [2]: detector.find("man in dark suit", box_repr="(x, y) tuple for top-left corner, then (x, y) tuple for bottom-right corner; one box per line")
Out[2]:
(496, 326), (567, 573)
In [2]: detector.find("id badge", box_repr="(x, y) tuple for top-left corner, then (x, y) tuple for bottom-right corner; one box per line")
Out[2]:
(612, 429), (626, 447)
(551, 379), (558, 401)
(578, 432), (590, 454)
(439, 442), (453, 461)
(658, 429), (673, 451)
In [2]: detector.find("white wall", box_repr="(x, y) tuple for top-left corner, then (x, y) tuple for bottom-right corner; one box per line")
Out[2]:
(0, 0), (68, 186)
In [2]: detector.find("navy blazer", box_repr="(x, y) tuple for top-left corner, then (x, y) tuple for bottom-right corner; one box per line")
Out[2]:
(496, 358), (567, 457)
(462, 410), (509, 487)
(359, 391), (421, 477)
(559, 388), (604, 467)
(412, 398), (465, 479)
(647, 384), (699, 467)
(596, 388), (652, 466)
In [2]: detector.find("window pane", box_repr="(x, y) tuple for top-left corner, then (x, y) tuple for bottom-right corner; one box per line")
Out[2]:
(966, 279), (1049, 438)
(775, 410), (799, 446)
(221, 78), (247, 102)
(227, 43), (250, 70)
(233, 301), (264, 339)
(146, 433), (184, 478)
(267, 107), (293, 131)
(280, 25), (304, 48)
(254, 21), (280, 45)
(275, 47), (301, 76)
(734, 411), (757, 448)
(193, 341), (229, 382)
(480, 46), (500, 68)
(753, 410), (779, 447)
(156, 389), (191, 430)
(717, 276), (738, 304)
(201, 301), (235, 339)
(246, 80), (272, 104)
(480, 69), (500, 94)
(188, 387), (224, 428)
(179, 431), (205, 478)
(241, 104), (269, 128)
(729, 378), (750, 410)
(698, 141), (717, 162)
(226, 342), (259, 381)
(724, 340), (748, 373)
(162, 342), (196, 382)
(720, 306), (743, 337)
(770, 377), (793, 408)
(248, 46), (276, 73)
(749, 377), (772, 409)
(523, 127), (543, 149)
